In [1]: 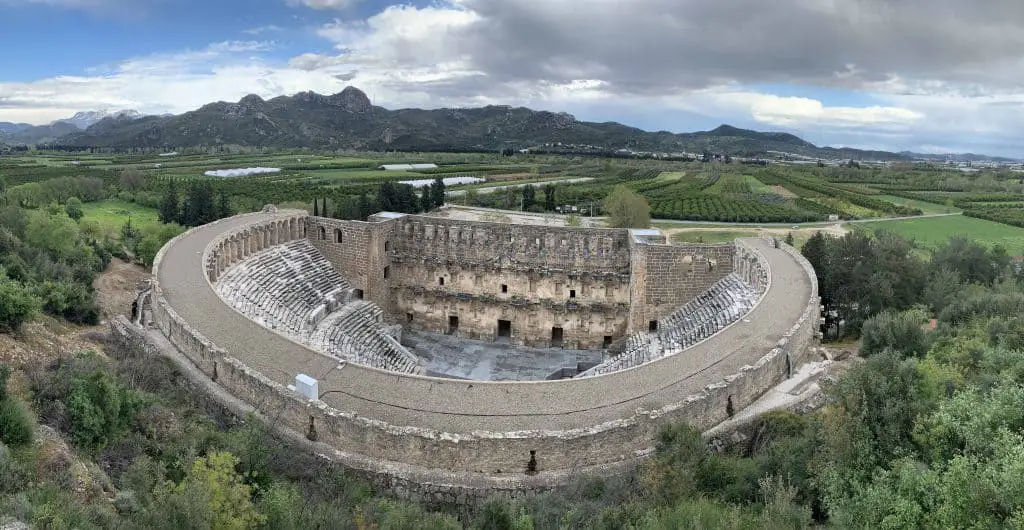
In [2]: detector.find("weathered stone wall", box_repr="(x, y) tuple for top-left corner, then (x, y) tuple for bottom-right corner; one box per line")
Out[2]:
(628, 242), (735, 333)
(205, 213), (308, 282)
(305, 217), (396, 310)
(305, 214), (635, 345)
(146, 211), (818, 489)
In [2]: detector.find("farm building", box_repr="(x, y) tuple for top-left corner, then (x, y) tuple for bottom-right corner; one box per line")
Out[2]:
(378, 163), (438, 171)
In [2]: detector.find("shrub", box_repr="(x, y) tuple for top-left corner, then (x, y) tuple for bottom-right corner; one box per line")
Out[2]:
(67, 367), (144, 450)
(0, 276), (41, 332)
(35, 280), (101, 325)
(0, 398), (35, 447)
(0, 441), (31, 493)
(861, 307), (932, 358)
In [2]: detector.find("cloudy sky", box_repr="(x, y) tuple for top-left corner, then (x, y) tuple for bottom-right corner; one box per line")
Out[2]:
(2, 0), (1024, 157)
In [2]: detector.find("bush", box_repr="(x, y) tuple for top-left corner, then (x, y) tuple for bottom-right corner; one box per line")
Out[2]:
(0, 398), (35, 447)
(0, 441), (31, 493)
(35, 280), (101, 325)
(67, 367), (144, 450)
(861, 307), (932, 358)
(0, 276), (41, 332)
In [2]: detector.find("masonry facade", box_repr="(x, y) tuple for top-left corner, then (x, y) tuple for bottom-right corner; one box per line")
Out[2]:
(304, 213), (740, 348)
(135, 208), (819, 493)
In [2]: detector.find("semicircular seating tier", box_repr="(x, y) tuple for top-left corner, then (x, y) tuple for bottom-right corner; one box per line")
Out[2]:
(578, 272), (759, 377)
(215, 239), (422, 374)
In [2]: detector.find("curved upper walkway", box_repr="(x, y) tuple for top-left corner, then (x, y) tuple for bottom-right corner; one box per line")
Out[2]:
(158, 212), (812, 433)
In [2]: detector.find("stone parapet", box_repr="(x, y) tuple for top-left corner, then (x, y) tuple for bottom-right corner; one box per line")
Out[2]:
(146, 211), (818, 489)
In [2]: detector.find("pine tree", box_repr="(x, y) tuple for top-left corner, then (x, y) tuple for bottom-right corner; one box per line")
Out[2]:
(522, 184), (536, 211)
(378, 182), (398, 212)
(543, 184), (557, 211)
(216, 192), (231, 220)
(430, 177), (446, 208)
(420, 189), (432, 212)
(313, 197), (320, 216)
(357, 193), (370, 220)
(159, 179), (179, 224)
(182, 182), (215, 227)
(395, 184), (417, 213)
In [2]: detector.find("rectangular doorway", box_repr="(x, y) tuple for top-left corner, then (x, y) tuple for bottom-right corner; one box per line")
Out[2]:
(603, 335), (613, 349)
(550, 327), (564, 348)
(448, 315), (459, 335)
(497, 319), (512, 343)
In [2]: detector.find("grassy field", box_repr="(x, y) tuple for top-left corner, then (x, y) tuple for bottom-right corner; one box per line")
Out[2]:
(656, 171), (687, 182)
(857, 214), (1024, 255)
(743, 174), (776, 194)
(81, 199), (160, 238)
(876, 195), (962, 215)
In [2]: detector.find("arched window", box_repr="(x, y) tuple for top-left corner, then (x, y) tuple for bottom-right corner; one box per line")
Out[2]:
(318, 226), (326, 240)
(334, 229), (343, 243)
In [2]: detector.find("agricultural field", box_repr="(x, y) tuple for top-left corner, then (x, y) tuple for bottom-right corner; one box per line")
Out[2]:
(6, 150), (1024, 231)
(856, 214), (1024, 256)
(81, 199), (160, 238)
(875, 195), (962, 215)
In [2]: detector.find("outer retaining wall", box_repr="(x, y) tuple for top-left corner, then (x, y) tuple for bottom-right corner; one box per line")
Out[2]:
(145, 211), (818, 488)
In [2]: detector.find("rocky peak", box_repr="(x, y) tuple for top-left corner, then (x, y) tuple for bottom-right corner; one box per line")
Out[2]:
(238, 94), (266, 107)
(335, 86), (372, 113)
(293, 91), (326, 105)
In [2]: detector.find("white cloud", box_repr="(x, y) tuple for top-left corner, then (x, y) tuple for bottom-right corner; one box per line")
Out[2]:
(6, 0), (1024, 155)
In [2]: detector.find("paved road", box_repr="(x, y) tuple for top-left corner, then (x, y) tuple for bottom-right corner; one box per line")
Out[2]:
(649, 212), (961, 228)
(159, 217), (812, 433)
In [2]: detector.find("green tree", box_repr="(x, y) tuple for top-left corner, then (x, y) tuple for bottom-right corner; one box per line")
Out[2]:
(67, 366), (144, 449)
(602, 185), (651, 228)
(64, 196), (84, 221)
(784, 232), (794, 247)
(182, 181), (215, 227)
(377, 181), (398, 212)
(119, 169), (146, 193)
(135, 223), (185, 267)
(357, 193), (371, 219)
(430, 177), (446, 208)
(522, 184), (536, 211)
(395, 183), (418, 213)
(860, 307), (932, 358)
(25, 209), (80, 258)
(420, 188), (432, 212)
(158, 180), (180, 224)
(215, 192), (231, 220)
(543, 184), (556, 211)
(931, 236), (1009, 286)
(158, 451), (266, 530)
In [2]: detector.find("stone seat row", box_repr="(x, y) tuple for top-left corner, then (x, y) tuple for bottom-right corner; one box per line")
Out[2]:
(215, 239), (421, 374)
(216, 240), (351, 335)
(578, 273), (758, 377)
(310, 302), (421, 374)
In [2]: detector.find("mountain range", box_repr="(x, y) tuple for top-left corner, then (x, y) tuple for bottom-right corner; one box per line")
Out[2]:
(0, 87), (1015, 161)
(0, 109), (145, 145)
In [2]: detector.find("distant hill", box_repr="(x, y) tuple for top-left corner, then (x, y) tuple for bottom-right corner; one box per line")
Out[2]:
(56, 109), (144, 130)
(26, 86), (905, 160)
(0, 122), (31, 135)
(2, 121), (82, 145)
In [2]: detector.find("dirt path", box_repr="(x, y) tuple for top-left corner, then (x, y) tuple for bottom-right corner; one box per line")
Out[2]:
(661, 223), (848, 239)
(93, 258), (151, 322)
(0, 258), (150, 369)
